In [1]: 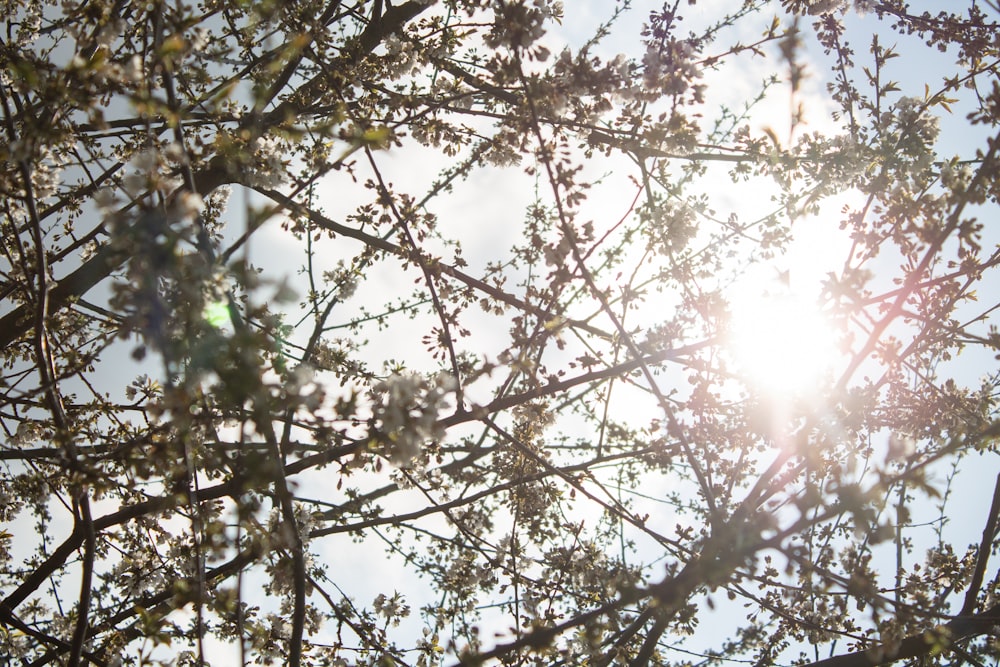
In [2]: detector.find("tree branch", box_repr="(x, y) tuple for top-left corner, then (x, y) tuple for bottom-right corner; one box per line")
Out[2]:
(960, 472), (1000, 616)
(800, 604), (1000, 667)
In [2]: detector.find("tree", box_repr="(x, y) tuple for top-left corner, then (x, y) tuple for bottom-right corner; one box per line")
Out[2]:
(1, 0), (999, 664)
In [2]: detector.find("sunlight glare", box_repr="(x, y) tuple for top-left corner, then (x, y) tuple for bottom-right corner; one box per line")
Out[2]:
(722, 203), (854, 404)
(726, 287), (838, 399)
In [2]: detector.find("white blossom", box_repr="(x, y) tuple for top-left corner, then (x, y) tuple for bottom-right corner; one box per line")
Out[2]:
(641, 39), (701, 97)
(485, 0), (561, 50)
(244, 136), (289, 188)
(807, 0), (847, 14)
(122, 54), (144, 83)
(94, 187), (117, 214)
(189, 27), (210, 52)
(94, 18), (124, 49)
(940, 160), (973, 190)
(373, 592), (411, 624)
(172, 191), (204, 222)
(383, 35), (419, 78)
(371, 371), (456, 465)
(853, 0), (875, 15)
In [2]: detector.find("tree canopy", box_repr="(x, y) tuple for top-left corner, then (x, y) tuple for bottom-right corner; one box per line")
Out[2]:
(2, 0), (1000, 665)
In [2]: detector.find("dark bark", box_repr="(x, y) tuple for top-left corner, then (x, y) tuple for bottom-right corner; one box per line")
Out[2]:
(803, 604), (1000, 667)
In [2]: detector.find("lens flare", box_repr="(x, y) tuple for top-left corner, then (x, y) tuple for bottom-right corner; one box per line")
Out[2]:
(726, 289), (838, 399)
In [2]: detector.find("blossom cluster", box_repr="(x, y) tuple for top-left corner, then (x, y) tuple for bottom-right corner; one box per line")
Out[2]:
(243, 136), (290, 189)
(382, 34), (420, 79)
(484, 0), (563, 51)
(885, 96), (941, 173)
(805, 0), (875, 15)
(370, 372), (457, 465)
(640, 39), (704, 101)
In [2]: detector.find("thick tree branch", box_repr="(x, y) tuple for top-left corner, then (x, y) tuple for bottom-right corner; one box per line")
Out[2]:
(0, 159), (236, 351)
(800, 603), (1000, 667)
(961, 472), (1000, 616)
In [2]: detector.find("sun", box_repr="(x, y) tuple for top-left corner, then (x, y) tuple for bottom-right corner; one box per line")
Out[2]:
(719, 201), (859, 407)
(725, 280), (839, 401)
